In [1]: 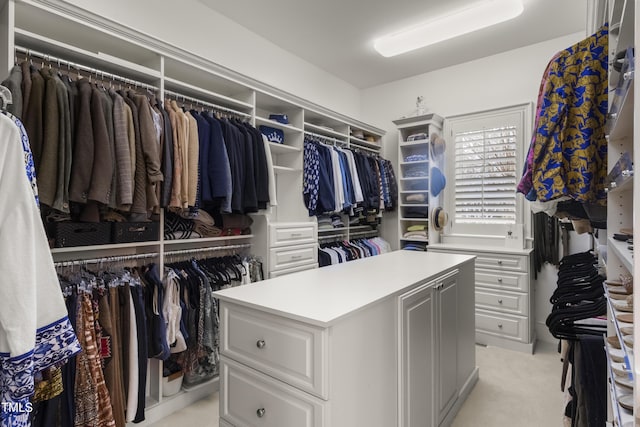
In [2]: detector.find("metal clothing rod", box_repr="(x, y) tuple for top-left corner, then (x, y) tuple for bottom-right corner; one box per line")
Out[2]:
(349, 230), (380, 238)
(54, 252), (159, 267)
(349, 141), (379, 153)
(164, 243), (252, 257)
(304, 131), (347, 146)
(15, 46), (159, 92)
(163, 88), (251, 118)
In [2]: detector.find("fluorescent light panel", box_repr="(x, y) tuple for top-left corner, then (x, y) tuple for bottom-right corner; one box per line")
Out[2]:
(374, 0), (524, 57)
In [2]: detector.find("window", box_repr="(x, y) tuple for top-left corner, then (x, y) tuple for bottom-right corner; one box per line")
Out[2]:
(444, 104), (531, 237)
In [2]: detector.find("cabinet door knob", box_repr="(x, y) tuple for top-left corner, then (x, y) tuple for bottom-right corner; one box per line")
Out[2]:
(257, 408), (266, 418)
(256, 340), (266, 349)
(498, 299), (503, 304)
(497, 260), (503, 265)
(498, 324), (503, 329)
(497, 278), (503, 283)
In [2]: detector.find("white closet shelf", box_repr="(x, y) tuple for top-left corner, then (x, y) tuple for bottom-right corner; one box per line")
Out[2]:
(255, 116), (303, 134)
(400, 237), (429, 242)
(273, 165), (302, 174)
(304, 122), (349, 139)
(51, 241), (160, 254)
(268, 142), (301, 154)
(15, 28), (162, 82)
(400, 140), (429, 147)
(608, 237), (634, 273)
(400, 218), (429, 222)
(163, 235), (254, 246)
(163, 76), (254, 112)
(402, 204), (429, 207)
(400, 160), (429, 166)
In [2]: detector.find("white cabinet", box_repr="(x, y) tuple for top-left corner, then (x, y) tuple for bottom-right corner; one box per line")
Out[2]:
(393, 114), (445, 250)
(429, 244), (534, 353)
(215, 251), (478, 427)
(604, 0), (638, 423)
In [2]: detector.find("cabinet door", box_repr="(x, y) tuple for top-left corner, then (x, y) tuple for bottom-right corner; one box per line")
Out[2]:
(398, 283), (435, 427)
(437, 275), (458, 423)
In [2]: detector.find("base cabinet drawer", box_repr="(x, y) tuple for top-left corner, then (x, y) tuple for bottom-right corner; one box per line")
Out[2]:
(221, 303), (328, 398)
(220, 357), (327, 427)
(475, 288), (528, 316)
(476, 269), (529, 292)
(269, 244), (317, 271)
(474, 253), (526, 272)
(270, 263), (318, 278)
(475, 309), (528, 342)
(270, 223), (317, 247)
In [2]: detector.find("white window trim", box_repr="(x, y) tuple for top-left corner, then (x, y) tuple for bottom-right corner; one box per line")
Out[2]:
(441, 103), (533, 246)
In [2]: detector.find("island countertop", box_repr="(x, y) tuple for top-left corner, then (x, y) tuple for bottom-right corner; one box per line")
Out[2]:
(214, 250), (475, 327)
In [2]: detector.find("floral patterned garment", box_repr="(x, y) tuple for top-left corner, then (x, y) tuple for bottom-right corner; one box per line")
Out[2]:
(529, 24), (608, 204)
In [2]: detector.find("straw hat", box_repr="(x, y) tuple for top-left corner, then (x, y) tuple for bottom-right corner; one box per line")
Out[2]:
(430, 132), (446, 159)
(431, 207), (449, 231)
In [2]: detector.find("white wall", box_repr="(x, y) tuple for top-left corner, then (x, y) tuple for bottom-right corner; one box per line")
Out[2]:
(60, 0), (362, 118)
(361, 31), (587, 346)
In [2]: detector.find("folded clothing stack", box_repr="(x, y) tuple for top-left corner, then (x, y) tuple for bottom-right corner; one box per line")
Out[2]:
(405, 193), (427, 204)
(403, 224), (427, 239)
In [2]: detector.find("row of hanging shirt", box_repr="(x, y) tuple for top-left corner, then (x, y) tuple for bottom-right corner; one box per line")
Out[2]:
(516, 24), (609, 226)
(2, 57), (276, 225)
(303, 135), (398, 217)
(317, 236), (392, 267)
(0, 94), (81, 427)
(41, 254), (262, 427)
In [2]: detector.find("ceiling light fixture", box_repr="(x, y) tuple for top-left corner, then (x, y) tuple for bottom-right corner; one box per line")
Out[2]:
(373, 0), (524, 57)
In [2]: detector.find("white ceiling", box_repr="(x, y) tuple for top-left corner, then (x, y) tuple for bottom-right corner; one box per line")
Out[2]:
(198, 0), (587, 89)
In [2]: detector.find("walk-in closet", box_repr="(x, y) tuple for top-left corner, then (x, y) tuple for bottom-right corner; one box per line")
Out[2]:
(0, 0), (635, 426)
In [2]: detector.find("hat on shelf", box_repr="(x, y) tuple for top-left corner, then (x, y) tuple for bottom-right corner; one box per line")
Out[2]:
(351, 129), (365, 139)
(430, 167), (446, 197)
(365, 135), (376, 142)
(259, 125), (285, 144)
(431, 207), (449, 231)
(269, 114), (289, 124)
(430, 132), (446, 159)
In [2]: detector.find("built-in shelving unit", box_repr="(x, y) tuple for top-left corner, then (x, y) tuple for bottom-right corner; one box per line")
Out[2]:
(393, 113), (444, 250)
(4, 0), (386, 424)
(604, 0), (638, 423)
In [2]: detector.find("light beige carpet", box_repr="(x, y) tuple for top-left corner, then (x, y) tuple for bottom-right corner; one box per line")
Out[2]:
(151, 342), (565, 427)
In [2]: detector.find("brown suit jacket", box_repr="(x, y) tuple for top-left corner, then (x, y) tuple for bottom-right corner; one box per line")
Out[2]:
(69, 79), (94, 204)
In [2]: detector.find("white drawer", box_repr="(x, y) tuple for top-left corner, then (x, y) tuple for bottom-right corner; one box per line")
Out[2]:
(475, 309), (528, 342)
(475, 288), (528, 316)
(269, 223), (317, 247)
(270, 263), (318, 278)
(475, 253), (527, 272)
(476, 269), (529, 292)
(221, 357), (326, 427)
(220, 303), (328, 399)
(269, 244), (317, 271)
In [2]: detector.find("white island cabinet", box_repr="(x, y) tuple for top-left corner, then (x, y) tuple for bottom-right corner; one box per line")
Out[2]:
(214, 251), (478, 427)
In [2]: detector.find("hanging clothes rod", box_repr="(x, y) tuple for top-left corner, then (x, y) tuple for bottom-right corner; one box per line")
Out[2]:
(164, 243), (252, 257)
(163, 88), (251, 118)
(54, 252), (159, 268)
(349, 140), (380, 154)
(14, 46), (159, 92)
(304, 130), (347, 146)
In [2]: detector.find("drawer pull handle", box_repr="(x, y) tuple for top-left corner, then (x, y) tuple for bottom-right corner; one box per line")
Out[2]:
(497, 278), (503, 283)
(256, 340), (266, 349)
(291, 255), (303, 260)
(290, 233), (302, 237)
(498, 299), (503, 304)
(498, 324), (503, 329)
(497, 260), (503, 265)
(257, 408), (266, 418)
